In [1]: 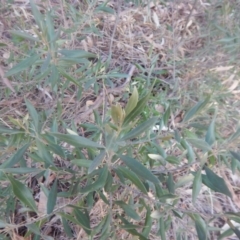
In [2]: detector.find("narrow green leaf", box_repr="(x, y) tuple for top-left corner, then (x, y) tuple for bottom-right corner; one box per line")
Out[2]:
(202, 166), (232, 198)
(36, 140), (54, 167)
(148, 154), (166, 165)
(8, 175), (37, 212)
(115, 201), (140, 220)
(0, 126), (24, 134)
(59, 49), (96, 59)
(175, 174), (194, 188)
(102, 73), (129, 78)
(95, 5), (115, 14)
(88, 150), (106, 174)
(48, 65), (59, 87)
(47, 179), (58, 214)
(227, 219), (240, 238)
(231, 158), (237, 174)
(111, 103), (124, 126)
(118, 155), (160, 184)
(9, 30), (39, 42)
(118, 166), (148, 194)
(227, 126), (240, 143)
(181, 139), (195, 163)
(183, 96), (210, 122)
(205, 119), (215, 146)
(219, 228), (234, 240)
(208, 151), (217, 166)
(93, 214), (107, 234)
(1, 168), (41, 174)
(71, 159), (92, 168)
(46, 143), (66, 158)
(121, 117), (158, 141)
(218, 37), (236, 43)
(174, 129), (181, 142)
(58, 57), (89, 67)
(123, 93), (150, 126)
(58, 70), (81, 87)
(142, 207), (152, 237)
(49, 133), (104, 149)
(99, 191), (109, 205)
(74, 209), (91, 235)
(192, 170), (202, 204)
(115, 168), (125, 184)
(100, 213), (111, 237)
(189, 213), (207, 240)
(165, 155), (180, 165)
(25, 99), (39, 132)
(119, 215), (148, 240)
(225, 212), (240, 223)
(125, 86), (139, 116)
(159, 217), (166, 240)
(61, 217), (73, 238)
(184, 140), (196, 164)
(40, 52), (51, 73)
(230, 151), (240, 162)
(5, 54), (39, 77)
(166, 173), (175, 194)
(80, 166), (108, 194)
(104, 171), (113, 192)
(30, 0), (43, 28)
(157, 194), (178, 201)
(155, 183), (164, 199)
(0, 143), (29, 169)
(58, 212), (80, 225)
(163, 106), (170, 126)
(172, 210), (183, 219)
(152, 142), (167, 158)
(118, 215), (142, 230)
(46, 11), (55, 43)
(187, 138), (212, 152)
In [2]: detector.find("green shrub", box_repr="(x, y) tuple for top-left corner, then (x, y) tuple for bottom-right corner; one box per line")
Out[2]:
(1, 0), (240, 239)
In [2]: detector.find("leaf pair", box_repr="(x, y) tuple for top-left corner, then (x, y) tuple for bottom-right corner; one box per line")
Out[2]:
(9, 175), (58, 214)
(118, 155), (159, 184)
(183, 96), (210, 122)
(111, 103), (125, 127)
(80, 166), (108, 194)
(202, 166), (232, 198)
(49, 132), (104, 149)
(125, 86), (139, 116)
(192, 166), (232, 204)
(121, 117), (158, 141)
(59, 209), (91, 236)
(111, 86), (149, 124)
